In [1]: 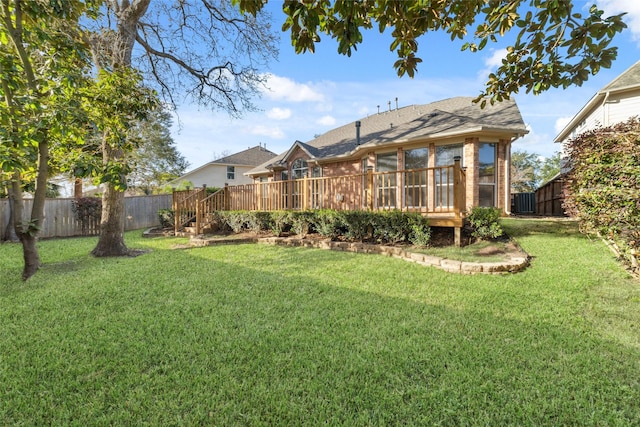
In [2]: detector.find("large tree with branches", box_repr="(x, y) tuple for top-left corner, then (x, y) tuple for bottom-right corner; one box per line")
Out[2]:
(0, 0), (94, 279)
(84, 0), (278, 256)
(239, 0), (626, 106)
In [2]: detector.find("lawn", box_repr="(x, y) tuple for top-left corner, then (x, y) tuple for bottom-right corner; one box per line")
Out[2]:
(0, 218), (638, 425)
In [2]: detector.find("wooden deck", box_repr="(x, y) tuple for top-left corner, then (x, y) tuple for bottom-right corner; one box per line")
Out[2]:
(173, 160), (466, 238)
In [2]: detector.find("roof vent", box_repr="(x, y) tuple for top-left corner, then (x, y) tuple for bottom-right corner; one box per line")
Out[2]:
(355, 121), (361, 146)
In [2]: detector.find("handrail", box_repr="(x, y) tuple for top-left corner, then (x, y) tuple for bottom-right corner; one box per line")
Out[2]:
(173, 163), (467, 233)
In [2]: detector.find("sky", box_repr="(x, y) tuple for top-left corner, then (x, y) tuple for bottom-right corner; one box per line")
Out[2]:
(171, 1), (640, 172)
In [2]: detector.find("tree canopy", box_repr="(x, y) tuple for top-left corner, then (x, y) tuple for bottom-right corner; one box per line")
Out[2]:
(237, 0), (627, 104)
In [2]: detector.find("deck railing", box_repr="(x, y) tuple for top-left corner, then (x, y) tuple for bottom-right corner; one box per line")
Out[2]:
(174, 159), (466, 234)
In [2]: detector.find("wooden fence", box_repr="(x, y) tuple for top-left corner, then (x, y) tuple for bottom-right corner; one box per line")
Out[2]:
(0, 194), (172, 240)
(535, 175), (567, 216)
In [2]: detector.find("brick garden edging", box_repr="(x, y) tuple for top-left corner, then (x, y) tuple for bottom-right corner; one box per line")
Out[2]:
(254, 237), (530, 275)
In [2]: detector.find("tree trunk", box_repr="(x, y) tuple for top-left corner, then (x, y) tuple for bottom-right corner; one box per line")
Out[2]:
(91, 181), (128, 256)
(20, 233), (40, 280)
(92, 140), (129, 257)
(3, 184), (19, 242)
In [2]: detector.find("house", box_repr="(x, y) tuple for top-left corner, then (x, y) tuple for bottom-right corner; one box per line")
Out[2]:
(246, 96), (527, 215)
(173, 144), (277, 189)
(555, 60), (640, 150)
(541, 60), (640, 216)
(174, 97), (528, 244)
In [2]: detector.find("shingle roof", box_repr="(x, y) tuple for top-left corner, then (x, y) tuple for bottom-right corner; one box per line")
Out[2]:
(601, 60), (640, 92)
(249, 97), (526, 175)
(211, 145), (277, 166)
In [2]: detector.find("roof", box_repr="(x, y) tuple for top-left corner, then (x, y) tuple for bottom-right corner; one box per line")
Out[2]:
(177, 145), (277, 180)
(210, 145), (278, 166)
(249, 96), (527, 175)
(554, 60), (640, 142)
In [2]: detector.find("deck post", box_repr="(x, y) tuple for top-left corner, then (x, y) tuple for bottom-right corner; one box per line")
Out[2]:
(172, 189), (179, 234)
(366, 167), (374, 210)
(453, 156), (464, 247)
(195, 187), (205, 235)
(224, 183), (229, 211)
(303, 176), (309, 210)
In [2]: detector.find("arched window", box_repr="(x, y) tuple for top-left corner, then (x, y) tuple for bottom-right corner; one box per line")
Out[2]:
(291, 158), (308, 180)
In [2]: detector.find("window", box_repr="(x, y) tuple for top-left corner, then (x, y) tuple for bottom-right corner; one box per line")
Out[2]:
(435, 144), (463, 208)
(226, 166), (235, 180)
(291, 158), (308, 180)
(404, 148), (429, 208)
(376, 152), (397, 208)
(478, 143), (496, 207)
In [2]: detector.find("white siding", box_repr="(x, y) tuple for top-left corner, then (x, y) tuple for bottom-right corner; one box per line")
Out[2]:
(606, 89), (640, 126)
(175, 164), (255, 188)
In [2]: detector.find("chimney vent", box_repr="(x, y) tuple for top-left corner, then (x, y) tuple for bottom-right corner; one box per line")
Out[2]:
(355, 121), (361, 146)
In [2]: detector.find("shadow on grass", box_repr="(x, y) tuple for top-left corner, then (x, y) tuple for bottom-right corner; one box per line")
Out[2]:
(1, 239), (638, 425)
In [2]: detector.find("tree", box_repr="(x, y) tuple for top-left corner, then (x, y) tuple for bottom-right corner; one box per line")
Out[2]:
(538, 152), (561, 185)
(511, 150), (541, 193)
(127, 106), (189, 195)
(238, 0), (627, 104)
(0, 0), (94, 279)
(511, 150), (562, 192)
(84, 0), (277, 256)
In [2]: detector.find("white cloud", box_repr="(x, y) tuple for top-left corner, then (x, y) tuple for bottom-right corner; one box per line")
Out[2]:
(555, 116), (572, 135)
(316, 115), (336, 126)
(262, 74), (325, 102)
(477, 48), (508, 81)
(248, 125), (286, 139)
(598, 0), (640, 42)
(266, 107), (292, 120)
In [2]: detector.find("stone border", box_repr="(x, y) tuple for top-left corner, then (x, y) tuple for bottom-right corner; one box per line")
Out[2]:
(189, 235), (529, 275)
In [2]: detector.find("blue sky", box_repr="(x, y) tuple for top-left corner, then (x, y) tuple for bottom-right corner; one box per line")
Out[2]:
(172, 0), (640, 171)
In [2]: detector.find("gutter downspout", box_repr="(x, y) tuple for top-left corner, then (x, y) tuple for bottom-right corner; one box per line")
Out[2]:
(601, 91), (611, 127)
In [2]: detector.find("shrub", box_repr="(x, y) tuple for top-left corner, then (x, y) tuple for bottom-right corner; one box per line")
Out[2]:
(246, 211), (273, 233)
(340, 210), (373, 241)
(312, 210), (342, 240)
(408, 215), (431, 247)
(270, 211), (291, 236)
(372, 210), (413, 244)
(290, 211), (314, 236)
(71, 197), (102, 236)
(223, 211), (249, 233)
(564, 118), (640, 269)
(158, 209), (174, 228)
(467, 207), (503, 240)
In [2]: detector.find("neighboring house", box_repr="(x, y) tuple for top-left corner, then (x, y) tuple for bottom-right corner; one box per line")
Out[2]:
(174, 145), (277, 189)
(541, 60), (640, 216)
(555, 60), (640, 156)
(246, 97), (528, 215)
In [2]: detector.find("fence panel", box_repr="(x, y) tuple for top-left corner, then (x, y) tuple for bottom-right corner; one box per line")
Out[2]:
(0, 194), (171, 240)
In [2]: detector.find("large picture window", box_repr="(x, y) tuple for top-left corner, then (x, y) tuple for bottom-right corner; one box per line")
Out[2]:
(376, 152), (397, 208)
(478, 143), (496, 207)
(435, 144), (463, 208)
(404, 147), (429, 208)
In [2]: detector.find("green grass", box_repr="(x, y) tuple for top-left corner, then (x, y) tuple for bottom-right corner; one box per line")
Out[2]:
(1, 219), (639, 425)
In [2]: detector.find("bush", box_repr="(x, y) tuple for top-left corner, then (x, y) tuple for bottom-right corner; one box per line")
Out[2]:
(71, 197), (102, 236)
(371, 210), (414, 244)
(290, 211), (314, 236)
(340, 210), (373, 241)
(246, 211), (273, 233)
(270, 211), (291, 236)
(564, 118), (640, 269)
(408, 215), (431, 247)
(222, 211), (250, 233)
(158, 209), (174, 228)
(312, 210), (343, 240)
(467, 207), (503, 240)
